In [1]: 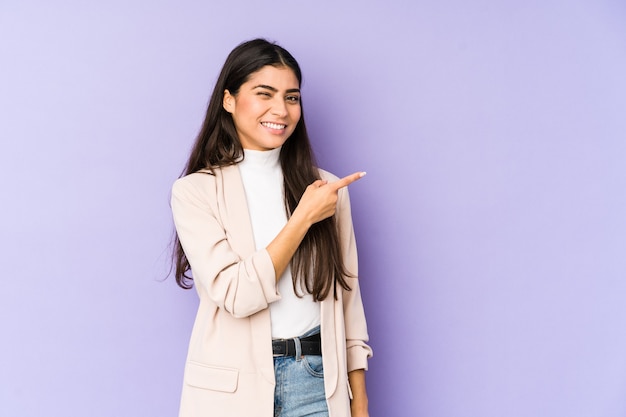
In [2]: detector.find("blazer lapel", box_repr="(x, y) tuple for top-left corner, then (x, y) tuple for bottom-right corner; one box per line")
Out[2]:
(218, 164), (256, 257)
(219, 164), (275, 384)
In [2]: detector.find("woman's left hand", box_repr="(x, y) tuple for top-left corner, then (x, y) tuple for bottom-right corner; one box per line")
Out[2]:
(348, 369), (369, 417)
(351, 403), (369, 417)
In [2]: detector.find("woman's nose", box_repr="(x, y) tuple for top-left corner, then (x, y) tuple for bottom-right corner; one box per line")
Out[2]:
(271, 98), (288, 116)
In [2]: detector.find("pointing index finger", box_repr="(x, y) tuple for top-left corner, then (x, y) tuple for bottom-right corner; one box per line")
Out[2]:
(330, 171), (367, 190)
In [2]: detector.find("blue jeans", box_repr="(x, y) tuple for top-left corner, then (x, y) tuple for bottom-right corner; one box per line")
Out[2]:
(273, 326), (328, 417)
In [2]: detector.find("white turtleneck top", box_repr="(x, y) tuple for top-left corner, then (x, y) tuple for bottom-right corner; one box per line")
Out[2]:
(238, 147), (320, 339)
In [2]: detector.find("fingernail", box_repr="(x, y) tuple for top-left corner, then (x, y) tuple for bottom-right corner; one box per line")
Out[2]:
(360, 171), (367, 177)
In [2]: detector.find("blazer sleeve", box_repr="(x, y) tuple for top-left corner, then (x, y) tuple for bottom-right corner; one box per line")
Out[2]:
(336, 185), (374, 372)
(171, 175), (281, 318)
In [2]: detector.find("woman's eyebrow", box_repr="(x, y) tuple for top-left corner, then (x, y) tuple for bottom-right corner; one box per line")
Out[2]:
(253, 84), (300, 94)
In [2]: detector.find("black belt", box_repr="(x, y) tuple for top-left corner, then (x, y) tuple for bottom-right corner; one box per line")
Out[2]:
(272, 332), (322, 357)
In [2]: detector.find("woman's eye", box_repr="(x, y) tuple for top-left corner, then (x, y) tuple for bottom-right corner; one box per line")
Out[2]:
(286, 96), (300, 103)
(257, 92), (272, 97)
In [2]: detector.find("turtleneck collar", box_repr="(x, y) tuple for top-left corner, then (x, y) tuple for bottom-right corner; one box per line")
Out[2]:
(240, 146), (282, 169)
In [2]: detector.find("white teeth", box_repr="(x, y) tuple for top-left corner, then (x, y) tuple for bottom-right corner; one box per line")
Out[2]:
(262, 122), (286, 130)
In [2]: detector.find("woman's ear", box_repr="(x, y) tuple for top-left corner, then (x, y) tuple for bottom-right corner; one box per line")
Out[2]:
(223, 90), (234, 113)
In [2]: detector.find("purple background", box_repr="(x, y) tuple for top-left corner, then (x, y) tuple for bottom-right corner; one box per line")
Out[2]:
(2, 1), (626, 416)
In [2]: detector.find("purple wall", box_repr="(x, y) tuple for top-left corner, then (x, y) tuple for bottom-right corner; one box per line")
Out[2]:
(2, 1), (626, 416)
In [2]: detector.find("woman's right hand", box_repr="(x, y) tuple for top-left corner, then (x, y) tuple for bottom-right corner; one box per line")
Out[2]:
(267, 171), (365, 280)
(266, 172), (365, 280)
(294, 172), (366, 226)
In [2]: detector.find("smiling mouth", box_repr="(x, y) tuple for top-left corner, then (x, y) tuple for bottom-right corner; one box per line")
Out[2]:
(261, 122), (287, 130)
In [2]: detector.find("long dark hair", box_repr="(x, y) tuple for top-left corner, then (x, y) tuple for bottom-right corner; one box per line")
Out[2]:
(172, 38), (352, 301)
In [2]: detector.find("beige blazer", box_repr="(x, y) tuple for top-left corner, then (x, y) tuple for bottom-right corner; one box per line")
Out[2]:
(171, 164), (372, 417)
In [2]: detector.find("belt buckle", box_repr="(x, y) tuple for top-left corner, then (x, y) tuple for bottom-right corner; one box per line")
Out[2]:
(272, 339), (288, 357)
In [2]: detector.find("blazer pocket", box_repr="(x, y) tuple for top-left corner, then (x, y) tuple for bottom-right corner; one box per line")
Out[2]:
(185, 361), (239, 393)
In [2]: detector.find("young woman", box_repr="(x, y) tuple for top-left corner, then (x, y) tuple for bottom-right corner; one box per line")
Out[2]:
(171, 38), (372, 417)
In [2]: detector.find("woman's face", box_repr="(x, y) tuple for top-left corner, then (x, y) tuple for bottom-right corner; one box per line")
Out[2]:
(223, 65), (301, 151)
